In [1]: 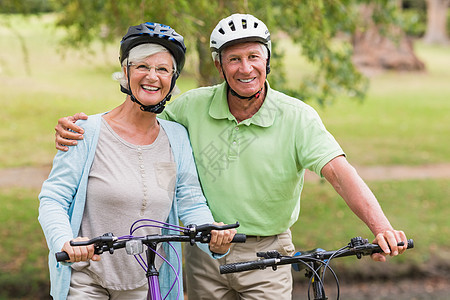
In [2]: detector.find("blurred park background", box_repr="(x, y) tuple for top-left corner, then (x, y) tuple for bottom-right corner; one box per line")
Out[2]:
(1, 0), (449, 299)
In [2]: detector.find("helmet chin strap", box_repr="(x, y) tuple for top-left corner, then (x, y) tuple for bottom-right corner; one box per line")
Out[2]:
(229, 85), (263, 101)
(121, 64), (175, 114)
(120, 85), (170, 114)
(222, 68), (264, 101)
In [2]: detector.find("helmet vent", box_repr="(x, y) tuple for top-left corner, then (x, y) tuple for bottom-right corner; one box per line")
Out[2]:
(242, 19), (247, 29)
(219, 28), (225, 35)
(254, 23), (259, 28)
(228, 21), (236, 31)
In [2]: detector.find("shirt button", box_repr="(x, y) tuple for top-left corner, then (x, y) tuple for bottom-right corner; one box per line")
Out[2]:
(235, 127), (239, 131)
(232, 141), (237, 145)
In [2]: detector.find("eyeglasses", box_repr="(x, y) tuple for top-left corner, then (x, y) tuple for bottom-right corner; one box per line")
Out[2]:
(128, 63), (175, 77)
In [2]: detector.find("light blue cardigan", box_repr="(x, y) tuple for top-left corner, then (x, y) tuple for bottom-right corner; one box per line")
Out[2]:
(39, 113), (218, 300)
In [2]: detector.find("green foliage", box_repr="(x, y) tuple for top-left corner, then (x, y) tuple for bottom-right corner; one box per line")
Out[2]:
(35, 0), (401, 104)
(400, 9), (427, 37)
(0, 0), (55, 14)
(400, 1), (427, 37)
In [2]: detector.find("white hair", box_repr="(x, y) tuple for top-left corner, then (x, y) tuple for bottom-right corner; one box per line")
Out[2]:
(112, 43), (180, 96)
(212, 43), (269, 62)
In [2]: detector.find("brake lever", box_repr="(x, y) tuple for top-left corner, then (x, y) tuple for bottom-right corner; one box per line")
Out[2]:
(91, 233), (117, 255)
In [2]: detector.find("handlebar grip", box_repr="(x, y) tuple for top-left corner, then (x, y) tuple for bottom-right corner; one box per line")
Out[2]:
(219, 258), (278, 274)
(397, 239), (414, 249)
(55, 251), (70, 262)
(407, 239), (414, 249)
(195, 222), (240, 232)
(232, 234), (246, 243)
(220, 261), (261, 274)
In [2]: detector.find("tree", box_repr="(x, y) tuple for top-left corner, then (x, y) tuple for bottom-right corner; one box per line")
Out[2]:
(352, 3), (425, 72)
(1, 0), (422, 105)
(423, 0), (450, 44)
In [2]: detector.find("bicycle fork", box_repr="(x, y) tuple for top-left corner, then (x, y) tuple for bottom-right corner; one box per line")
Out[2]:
(305, 261), (328, 300)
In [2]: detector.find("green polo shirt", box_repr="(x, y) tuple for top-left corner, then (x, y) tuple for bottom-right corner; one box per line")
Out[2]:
(160, 81), (344, 235)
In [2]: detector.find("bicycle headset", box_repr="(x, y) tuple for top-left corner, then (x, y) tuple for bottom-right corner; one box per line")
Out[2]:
(119, 22), (186, 113)
(209, 14), (271, 101)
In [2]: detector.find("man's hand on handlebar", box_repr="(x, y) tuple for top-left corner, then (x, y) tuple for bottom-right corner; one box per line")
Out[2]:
(371, 229), (407, 262)
(55, 112), (87, 151)
(61, 236), (101, 263)
(209, 222), (237, 255)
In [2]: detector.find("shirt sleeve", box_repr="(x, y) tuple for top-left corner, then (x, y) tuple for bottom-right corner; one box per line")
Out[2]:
(38, 117), (97, 254)
(295, 105), (345, 177)
(38, 136), (87, 253)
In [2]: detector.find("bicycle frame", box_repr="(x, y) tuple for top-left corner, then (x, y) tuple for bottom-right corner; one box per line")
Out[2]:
(146, 241), (163, 300)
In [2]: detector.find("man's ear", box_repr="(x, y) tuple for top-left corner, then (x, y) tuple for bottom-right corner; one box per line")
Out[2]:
(214, 60), (225, 79)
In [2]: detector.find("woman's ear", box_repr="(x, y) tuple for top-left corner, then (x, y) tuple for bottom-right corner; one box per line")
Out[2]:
(123, 65), (128, 77)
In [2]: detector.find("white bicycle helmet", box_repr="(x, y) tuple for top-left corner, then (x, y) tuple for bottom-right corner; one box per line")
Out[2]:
(210, 13), (271, 65)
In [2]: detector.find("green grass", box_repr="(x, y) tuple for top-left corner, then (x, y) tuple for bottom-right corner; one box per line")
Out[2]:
(314, 54), (450, 166)
(293, 179), (450, 255)
(0, 188), (50, 299)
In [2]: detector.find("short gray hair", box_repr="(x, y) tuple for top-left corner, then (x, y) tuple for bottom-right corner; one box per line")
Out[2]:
(113, 43), (178, 93)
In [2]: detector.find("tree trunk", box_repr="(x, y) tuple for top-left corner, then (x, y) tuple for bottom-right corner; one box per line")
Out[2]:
(196, 38), (221, 87)
(423, 0), (450, 44)
(352, 4), (425, 73)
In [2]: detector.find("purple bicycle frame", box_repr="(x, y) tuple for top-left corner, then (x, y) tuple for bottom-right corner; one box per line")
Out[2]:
(145, 244), (163, 300)
(130, 219), (184, 300)
(148, 275), (162, 300)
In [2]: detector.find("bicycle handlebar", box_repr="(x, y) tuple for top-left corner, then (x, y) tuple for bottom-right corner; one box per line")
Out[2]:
(56, 222), (245, 262)
(219, 237), (414, 274)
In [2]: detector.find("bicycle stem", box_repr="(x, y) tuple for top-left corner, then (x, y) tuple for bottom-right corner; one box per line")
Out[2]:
(146, 241), (162, 300)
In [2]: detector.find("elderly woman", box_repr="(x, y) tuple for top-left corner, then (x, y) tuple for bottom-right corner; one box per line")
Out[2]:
(38, 22), (235, 300)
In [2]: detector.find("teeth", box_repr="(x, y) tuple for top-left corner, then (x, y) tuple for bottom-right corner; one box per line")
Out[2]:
(239, 78), (253, 83)
(142, 85), (159, 91)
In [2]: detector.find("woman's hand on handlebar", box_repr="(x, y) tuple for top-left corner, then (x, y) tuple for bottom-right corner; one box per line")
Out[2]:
(61, 237), (101, 263)
(208, 222), (237, 255)
(371, 229), (407, 262)
(55, 112), (87, 151)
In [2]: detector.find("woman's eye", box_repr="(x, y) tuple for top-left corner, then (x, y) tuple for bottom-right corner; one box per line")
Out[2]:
(157, 67), (169, 73)
(137, 65), (149, 70)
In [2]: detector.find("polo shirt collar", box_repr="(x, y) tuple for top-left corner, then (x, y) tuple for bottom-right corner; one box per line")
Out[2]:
(209, 81), (276, 127)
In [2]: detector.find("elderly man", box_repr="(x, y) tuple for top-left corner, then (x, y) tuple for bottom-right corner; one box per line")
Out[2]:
(54, 14), (407, 300)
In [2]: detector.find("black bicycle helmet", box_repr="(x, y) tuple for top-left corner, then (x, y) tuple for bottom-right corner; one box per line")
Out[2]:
(120, 22), (186, 113)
